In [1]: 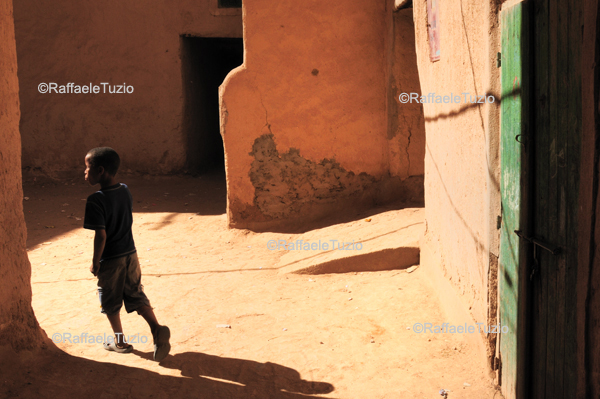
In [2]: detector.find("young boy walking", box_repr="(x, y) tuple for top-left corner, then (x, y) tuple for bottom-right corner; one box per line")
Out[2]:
(83, 147), (170, 361)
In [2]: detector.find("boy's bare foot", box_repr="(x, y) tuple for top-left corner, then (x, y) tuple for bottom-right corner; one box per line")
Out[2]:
(103, 342), (133, 353)
(153, 325), (171, 362)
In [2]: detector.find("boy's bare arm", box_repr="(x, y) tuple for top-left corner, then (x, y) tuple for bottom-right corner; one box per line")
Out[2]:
(91, 229), (107, 276)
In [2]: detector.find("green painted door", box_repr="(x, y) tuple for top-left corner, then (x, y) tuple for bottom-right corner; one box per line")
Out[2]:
(499, 3), (530, 398)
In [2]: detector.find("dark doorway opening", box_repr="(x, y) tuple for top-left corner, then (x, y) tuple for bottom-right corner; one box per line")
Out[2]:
(218, 0), (242, 8)
(181, 36), (243, 174)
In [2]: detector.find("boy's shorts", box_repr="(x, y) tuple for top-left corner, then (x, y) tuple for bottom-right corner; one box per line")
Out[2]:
(97, 252), (151, 315)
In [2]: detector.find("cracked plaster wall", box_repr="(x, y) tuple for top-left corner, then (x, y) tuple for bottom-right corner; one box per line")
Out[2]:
(221, 0), (425, 230)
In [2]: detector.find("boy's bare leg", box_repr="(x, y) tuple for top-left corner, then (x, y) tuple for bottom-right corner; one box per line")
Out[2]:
(137, 305), (170, 361)
(107, 313), (129, 348)
(137, 305), (160, 335)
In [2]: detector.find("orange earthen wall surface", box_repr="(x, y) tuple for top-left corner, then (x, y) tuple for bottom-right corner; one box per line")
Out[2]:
(0, 0), (44, 350)
(220, 0), (424, 230)
(414, 0), (499, 325)
(13, 0), (242, 174)
(389, 8), (426, 179)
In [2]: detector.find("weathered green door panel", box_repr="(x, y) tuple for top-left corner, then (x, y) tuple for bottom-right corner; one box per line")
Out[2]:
(499, 3), (529, 399)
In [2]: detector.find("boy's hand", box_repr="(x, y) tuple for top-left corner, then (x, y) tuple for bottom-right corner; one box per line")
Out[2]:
(90, 261), (101, 276)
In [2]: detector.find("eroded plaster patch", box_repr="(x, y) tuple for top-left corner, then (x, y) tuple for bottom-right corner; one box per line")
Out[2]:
(249, 133), (376, 219)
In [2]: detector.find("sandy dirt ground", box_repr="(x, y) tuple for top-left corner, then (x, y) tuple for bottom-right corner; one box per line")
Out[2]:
(2, 172), (503, 399)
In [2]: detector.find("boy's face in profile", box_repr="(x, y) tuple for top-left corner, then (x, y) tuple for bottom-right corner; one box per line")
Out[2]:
(84, 154), (100, 186)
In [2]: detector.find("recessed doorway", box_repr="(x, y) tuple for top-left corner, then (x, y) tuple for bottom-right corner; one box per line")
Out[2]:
(181, 36), (244, 174)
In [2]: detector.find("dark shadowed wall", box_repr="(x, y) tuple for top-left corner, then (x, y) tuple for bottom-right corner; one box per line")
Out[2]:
(0, 0), (45, 350)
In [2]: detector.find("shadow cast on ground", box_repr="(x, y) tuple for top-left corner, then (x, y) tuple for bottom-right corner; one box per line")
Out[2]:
(136, 350), (334, 397)
(1, 345), (336, 399)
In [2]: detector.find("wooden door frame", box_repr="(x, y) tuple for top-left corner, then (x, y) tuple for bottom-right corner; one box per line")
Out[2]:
(577, 0), (600, 397)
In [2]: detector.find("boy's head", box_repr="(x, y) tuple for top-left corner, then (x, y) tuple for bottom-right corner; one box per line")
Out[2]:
(85, 147), (120, 185)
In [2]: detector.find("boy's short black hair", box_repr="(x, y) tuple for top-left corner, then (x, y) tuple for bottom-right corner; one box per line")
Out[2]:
(87, 147), (120, 176)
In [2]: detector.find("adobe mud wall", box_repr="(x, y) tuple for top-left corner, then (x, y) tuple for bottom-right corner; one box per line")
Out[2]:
(388, 8), (426, 179)
(13, 0), (242, 175)
(414, 0), (500, 332)
(220, 0), (424, 231)
(0, 0), (44, 350)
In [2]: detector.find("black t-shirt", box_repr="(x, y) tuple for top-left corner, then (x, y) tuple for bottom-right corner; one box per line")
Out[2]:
(83, 183), (136, 261)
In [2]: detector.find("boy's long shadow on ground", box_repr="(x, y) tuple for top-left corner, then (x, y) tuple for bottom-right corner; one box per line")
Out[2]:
(133, 350), (335, 398)
(1, 346), (336, 399)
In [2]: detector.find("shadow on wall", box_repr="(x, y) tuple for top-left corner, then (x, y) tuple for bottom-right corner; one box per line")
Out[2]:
(422, 88), (520, 254)
(0, 346), (336, 398)
(423, 88), (520, 189)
